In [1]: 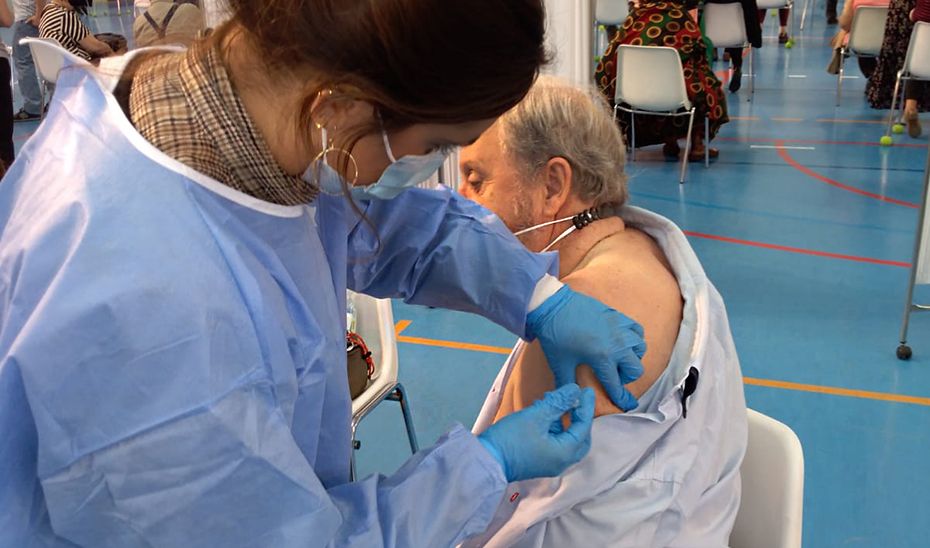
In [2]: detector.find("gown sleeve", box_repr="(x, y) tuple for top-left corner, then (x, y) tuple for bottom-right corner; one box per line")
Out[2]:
(346, 187), (557, 338)
(0, 185), (505, 548)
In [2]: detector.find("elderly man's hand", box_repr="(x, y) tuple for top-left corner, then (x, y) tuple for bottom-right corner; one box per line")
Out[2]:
(526, 285), (646, 411)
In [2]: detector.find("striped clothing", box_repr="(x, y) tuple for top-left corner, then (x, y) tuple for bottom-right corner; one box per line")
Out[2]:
(39, 4), (91, 61)
(914, 0), (930, 21)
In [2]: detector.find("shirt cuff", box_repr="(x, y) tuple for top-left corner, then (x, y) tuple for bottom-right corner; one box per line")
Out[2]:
(527, 274), (564, 313)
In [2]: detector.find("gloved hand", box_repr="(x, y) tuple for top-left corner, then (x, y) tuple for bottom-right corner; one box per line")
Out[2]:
(478, 384), (595, 482)
(526, 285), (646, 412)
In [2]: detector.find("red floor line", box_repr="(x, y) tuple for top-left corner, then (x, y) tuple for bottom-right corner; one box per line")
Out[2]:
(775, 140), (920, 208)
(717, 136), (926, 148)
(684, 230), (912, 268)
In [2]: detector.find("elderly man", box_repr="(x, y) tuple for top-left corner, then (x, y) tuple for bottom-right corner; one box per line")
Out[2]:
(458, 77), (748, 547)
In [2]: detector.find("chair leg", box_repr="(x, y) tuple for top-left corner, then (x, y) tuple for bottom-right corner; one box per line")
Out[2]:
(836, 52), (845, 106)
(886, 74), (903, 138)
(630, 112), (636, 161)
(387, 383), (419, 454)
(681, 109), (695, 184)
(349, 420), (360, 481)
(704, 117), (710, 167)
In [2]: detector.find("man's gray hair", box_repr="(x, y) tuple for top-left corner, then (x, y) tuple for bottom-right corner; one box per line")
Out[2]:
(497, 76), (628, 207)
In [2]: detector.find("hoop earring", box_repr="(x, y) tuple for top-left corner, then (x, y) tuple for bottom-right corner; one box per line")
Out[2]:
(310, 126), (359, 186)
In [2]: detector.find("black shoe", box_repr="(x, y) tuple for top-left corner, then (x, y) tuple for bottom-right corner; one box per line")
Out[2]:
(729, 68), (742, 92)
(778, 32), (789, 44)
(13, 108), (40, 123)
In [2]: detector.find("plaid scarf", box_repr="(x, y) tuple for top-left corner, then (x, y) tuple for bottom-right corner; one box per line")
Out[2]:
(130, 44), (317, 205)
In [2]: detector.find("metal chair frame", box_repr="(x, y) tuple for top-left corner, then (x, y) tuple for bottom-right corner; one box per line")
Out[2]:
(613, 45), (709, 184)
(348, 295), (419, 481)
(836, 6), (889, 106)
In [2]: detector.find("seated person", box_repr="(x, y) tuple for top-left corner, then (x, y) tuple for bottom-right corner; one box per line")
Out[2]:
(830, 0), (891, 78)
(39, 0), (119, 61)
(595, 0), (728, 160)
(134, 0), (204, 48)
(704, 0), (762, 92)
(458, 77), (747, 547)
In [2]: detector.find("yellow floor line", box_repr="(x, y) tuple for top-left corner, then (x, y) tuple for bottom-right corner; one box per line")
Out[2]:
(394, 321), (930, 407)
(771, 117), (805, 122)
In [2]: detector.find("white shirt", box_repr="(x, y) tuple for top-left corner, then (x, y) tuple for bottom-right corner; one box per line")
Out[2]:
(464, 206), (748, 548)
(13, 0), (36, 22)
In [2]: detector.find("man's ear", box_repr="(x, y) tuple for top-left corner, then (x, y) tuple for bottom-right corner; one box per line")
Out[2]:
(541, 157), (573, 217)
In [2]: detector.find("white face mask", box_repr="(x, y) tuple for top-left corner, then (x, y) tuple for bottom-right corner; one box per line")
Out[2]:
(513, 208), (606, 252)
(304, 127), (449, 201)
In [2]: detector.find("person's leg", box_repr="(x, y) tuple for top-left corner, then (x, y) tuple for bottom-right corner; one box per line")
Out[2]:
(904, 81), (923, 138)
(826, 0), (838, 23)
(778, 7), (790, 42)
(11, 20), (42, 119)
(0, 58), (15, 169)
(727, 48), (744, 92)
(857, 57), (877, 79)
(758, 9), (766, 24)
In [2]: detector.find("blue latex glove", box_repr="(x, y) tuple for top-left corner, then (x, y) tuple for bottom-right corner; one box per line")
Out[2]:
(478, 384), (595, 482)
(526, 285), (646, 411)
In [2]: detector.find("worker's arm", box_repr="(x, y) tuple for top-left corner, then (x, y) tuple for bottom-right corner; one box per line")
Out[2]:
(3, 253), (505, 548)
(346, 187), (558, 338)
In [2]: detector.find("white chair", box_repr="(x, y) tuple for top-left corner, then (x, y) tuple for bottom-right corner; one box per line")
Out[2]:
(730, 409), (805, 548)
(593, 0), (629, 62)
(613, 45), (708, 184)
(702, 2), (754, 99)
(18, 37), (91, 117)
(348, 293), (418, 480)
(884, 22), (930, 140)
(836, 6), (889, 106)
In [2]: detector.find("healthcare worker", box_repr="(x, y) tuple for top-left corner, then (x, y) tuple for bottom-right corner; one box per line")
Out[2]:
(0, 1), (647, 546)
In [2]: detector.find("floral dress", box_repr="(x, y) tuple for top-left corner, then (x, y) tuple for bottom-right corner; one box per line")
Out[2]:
(595, 0), (729, 147)
(866, 0), (930, 110)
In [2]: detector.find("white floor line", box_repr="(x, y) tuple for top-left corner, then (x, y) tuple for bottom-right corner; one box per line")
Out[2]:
(788, 74), (808, 78)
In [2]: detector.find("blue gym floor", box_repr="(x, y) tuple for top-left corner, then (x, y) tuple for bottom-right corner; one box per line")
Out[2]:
(4, 3), (928, 546)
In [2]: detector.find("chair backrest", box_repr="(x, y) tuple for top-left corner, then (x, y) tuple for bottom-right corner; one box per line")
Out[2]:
(847, 6), (889, 56)
(755, 0), (790, 10)
(349, 293), (399, 417)
(702, 3), (749, 49)
(904, 22), (930, 79)
(19, 37), (89, 85)
(595, 0), (628, 25)
(615, 45), (690, 112)
(730, 409), (805, 548)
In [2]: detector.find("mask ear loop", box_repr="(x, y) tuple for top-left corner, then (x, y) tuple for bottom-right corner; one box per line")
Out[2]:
(375, 110), (398, 163)
(522, 207), (608, 252)
(310, 124), (360, 195)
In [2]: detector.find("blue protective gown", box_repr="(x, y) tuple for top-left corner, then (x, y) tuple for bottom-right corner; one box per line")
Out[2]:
(0, 64), (555, 547)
